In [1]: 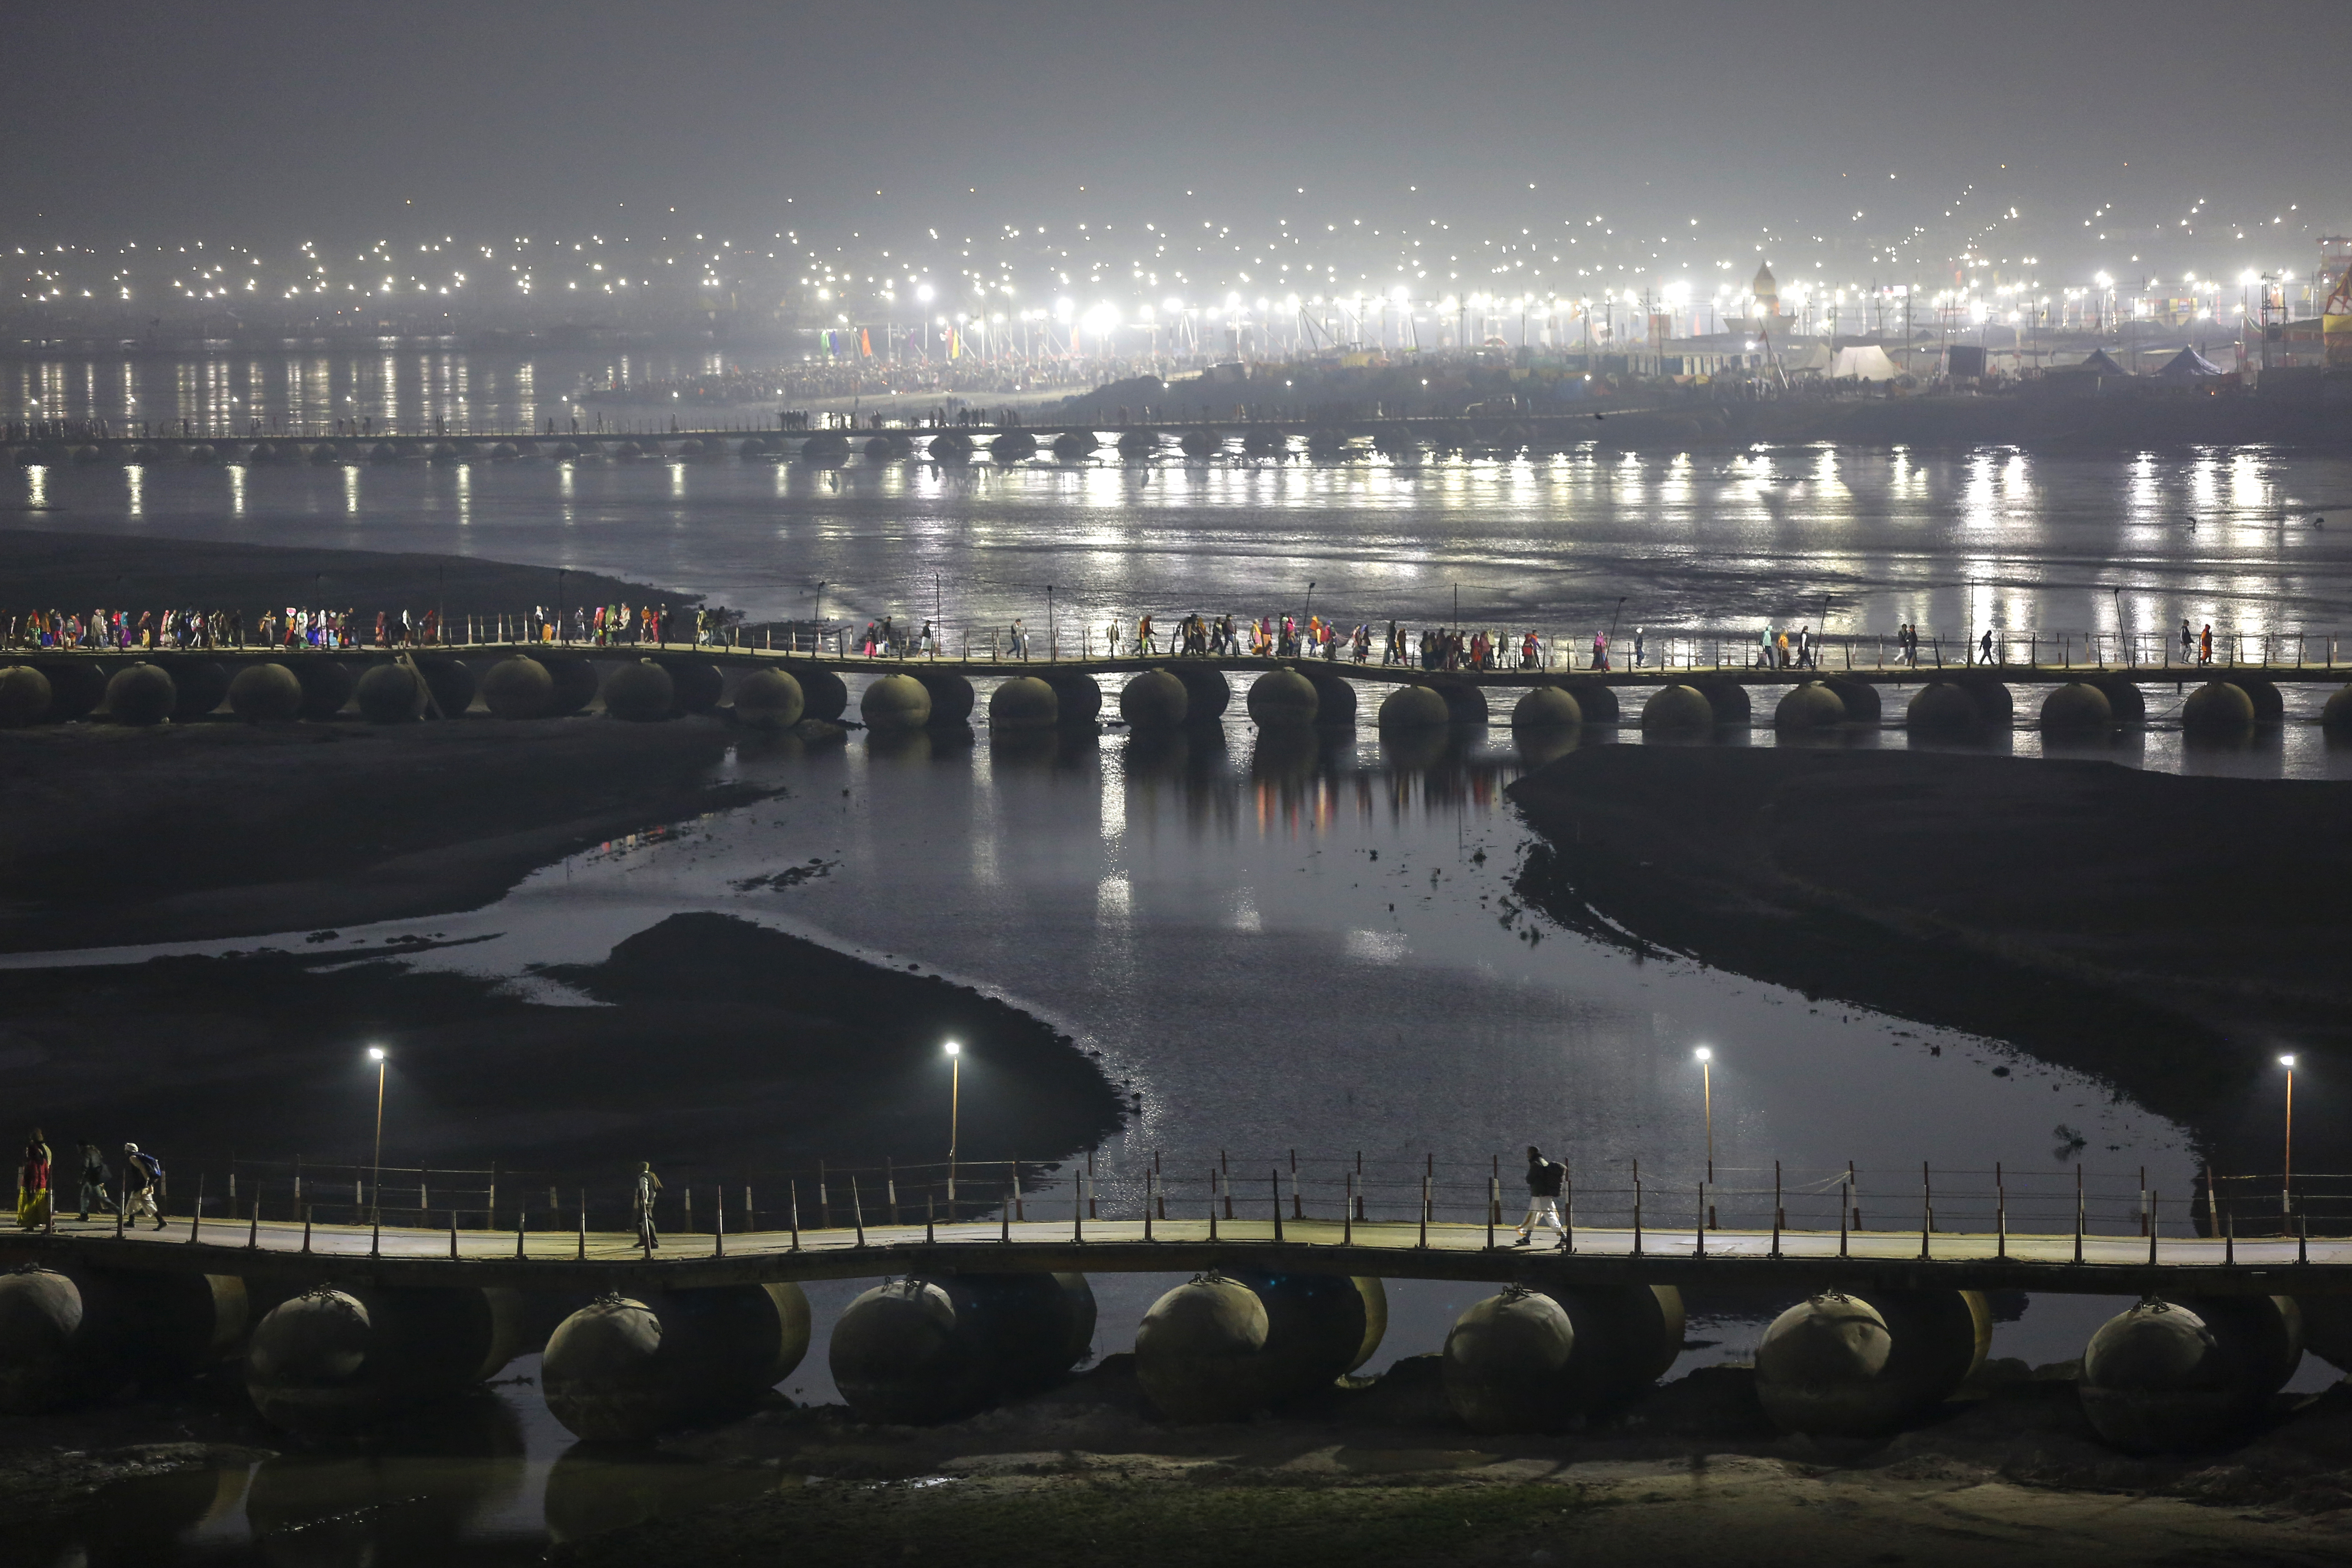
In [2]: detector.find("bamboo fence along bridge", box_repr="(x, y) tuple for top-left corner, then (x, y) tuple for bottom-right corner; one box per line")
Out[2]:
(16, 631), (2352, 687)
(22, 1153), (2352, 1295)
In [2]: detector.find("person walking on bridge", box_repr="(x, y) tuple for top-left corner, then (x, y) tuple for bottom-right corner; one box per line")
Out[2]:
(1514, 1146), (1567, 1248)
(16, 1128), (51, 1230)
(633, 1162), (665, 1251)
(122, 1143), (165, 1230)
(75, 1142), (114, 1221)
(2199, 623), (2213, 666)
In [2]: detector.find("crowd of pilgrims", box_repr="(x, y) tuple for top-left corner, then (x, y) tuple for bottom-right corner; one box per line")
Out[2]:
(858, 611), (1572, 670)
(6, 601), (741, 652)
(8, 606), (450, 651)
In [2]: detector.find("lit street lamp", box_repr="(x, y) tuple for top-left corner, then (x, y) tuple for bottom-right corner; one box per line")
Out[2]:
(945, 1040), (962, 1203)
(1695, 1047), (1715, 1228)
(366, 1046), (388, 1221)
(2281, 1054), (2297, 1215)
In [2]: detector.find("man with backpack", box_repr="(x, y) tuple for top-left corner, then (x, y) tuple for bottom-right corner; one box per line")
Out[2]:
(1514, 1145), (1568, 1248)
(123, 1142), (166, 1230)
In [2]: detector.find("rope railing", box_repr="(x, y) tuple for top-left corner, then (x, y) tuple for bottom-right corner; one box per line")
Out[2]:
(95, 1150), (2352, 1256)
(7, 624), (2345, 674)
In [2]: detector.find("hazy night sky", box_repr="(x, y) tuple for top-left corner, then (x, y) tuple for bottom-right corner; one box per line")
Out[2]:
(5, 0), (2344, 285)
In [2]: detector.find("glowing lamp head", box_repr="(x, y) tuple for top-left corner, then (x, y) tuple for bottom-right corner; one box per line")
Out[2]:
(2280, 1053), (2297, 1069)
(944, 1040), (961, 1057)
(367, 1046), (386, 1063)
(1694, 1046), (1713, 1063)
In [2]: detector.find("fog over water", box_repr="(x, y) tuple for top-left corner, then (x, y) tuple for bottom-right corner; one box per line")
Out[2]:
(11, 350), (2352, 661)
(12, 365), (2350, 1560)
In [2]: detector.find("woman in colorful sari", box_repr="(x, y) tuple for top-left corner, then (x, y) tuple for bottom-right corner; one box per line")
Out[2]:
(16, 1128), (50, 1230)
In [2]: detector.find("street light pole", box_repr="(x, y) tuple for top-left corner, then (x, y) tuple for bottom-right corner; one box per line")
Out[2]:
(366, 1046), (387, 1222)
(1695, 1046), (1715, 1228)
(2281, 1053), (2297, 1214)
(945, 1039), (962, 1203)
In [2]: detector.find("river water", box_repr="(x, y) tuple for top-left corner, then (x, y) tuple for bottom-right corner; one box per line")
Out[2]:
(6, 354), (2349, 1562)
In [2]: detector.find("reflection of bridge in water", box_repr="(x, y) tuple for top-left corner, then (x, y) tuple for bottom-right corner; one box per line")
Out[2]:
(13, 415), (1675, 469)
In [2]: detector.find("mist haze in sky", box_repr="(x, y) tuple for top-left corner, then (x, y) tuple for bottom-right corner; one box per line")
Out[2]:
(4, 1), (2342, 292)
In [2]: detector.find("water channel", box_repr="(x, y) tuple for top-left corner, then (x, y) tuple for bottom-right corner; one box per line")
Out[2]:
(6, 353), (2349, 1561)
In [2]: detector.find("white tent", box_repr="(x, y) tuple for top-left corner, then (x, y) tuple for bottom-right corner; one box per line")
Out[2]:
(1828, 344), (1900, 381)
(1781, 342), (1834, 374)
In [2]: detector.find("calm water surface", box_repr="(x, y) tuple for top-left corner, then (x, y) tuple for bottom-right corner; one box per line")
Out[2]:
(8, 354), (2347, 1563)
(11, 393), (2352, 653)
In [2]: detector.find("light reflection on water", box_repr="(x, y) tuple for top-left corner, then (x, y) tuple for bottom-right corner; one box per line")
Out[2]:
(11, 418), (2352, 663)
(16, 705), (2342, 1566)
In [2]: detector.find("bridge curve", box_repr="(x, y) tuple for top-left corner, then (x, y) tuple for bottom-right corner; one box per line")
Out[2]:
(13, 1213), (2347, 1297)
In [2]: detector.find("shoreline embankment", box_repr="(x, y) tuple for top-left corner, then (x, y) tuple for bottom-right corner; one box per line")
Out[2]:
(1507, 746), (2352, 1179)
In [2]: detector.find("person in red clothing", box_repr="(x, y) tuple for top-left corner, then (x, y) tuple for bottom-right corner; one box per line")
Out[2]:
(16, 1129), (51, 1230)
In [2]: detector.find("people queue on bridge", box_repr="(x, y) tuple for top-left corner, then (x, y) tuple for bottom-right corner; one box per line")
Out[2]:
(17, 1130), (168, 1232)
(4, 602), (745, 653)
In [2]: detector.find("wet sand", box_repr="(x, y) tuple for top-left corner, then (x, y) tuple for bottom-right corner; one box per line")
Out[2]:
(547, 1353), (2352, 1567)
(0, 715), (773, 953)
(0, 910), (1125, 1182)
(0, 526), (687, 622)
(1507, 745), (2352, 1175)
(12, 1347), (2350, 1567)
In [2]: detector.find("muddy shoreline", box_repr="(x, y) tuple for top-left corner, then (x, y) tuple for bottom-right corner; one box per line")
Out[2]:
(1507, 746), (2352, 1177)
(0, 910), (1125, 1183)
(0, 714), (782, 954)
(0, 527), (690, 624)
(10, 1348), (2351, 1567)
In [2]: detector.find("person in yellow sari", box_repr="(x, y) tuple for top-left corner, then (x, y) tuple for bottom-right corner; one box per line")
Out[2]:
(16, 1129), (52, 1230)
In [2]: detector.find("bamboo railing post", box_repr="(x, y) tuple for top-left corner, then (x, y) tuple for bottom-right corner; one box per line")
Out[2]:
(1632, 1159), (1644, 1255)
(2074, 1164), (2085, 1264)
(1562, 1159), (1574, 1255)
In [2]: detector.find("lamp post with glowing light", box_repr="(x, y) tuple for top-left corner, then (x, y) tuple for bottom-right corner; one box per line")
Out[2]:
(1695, 1046), (1715, 1228)
(944, 1039), (961, 1204)
(2281, 1054), (2297, 1215)
(366, 1046), (387, 1222)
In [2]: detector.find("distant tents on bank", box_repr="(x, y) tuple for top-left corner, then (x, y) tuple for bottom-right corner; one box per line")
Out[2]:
(2155, 345), (2229, 379)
